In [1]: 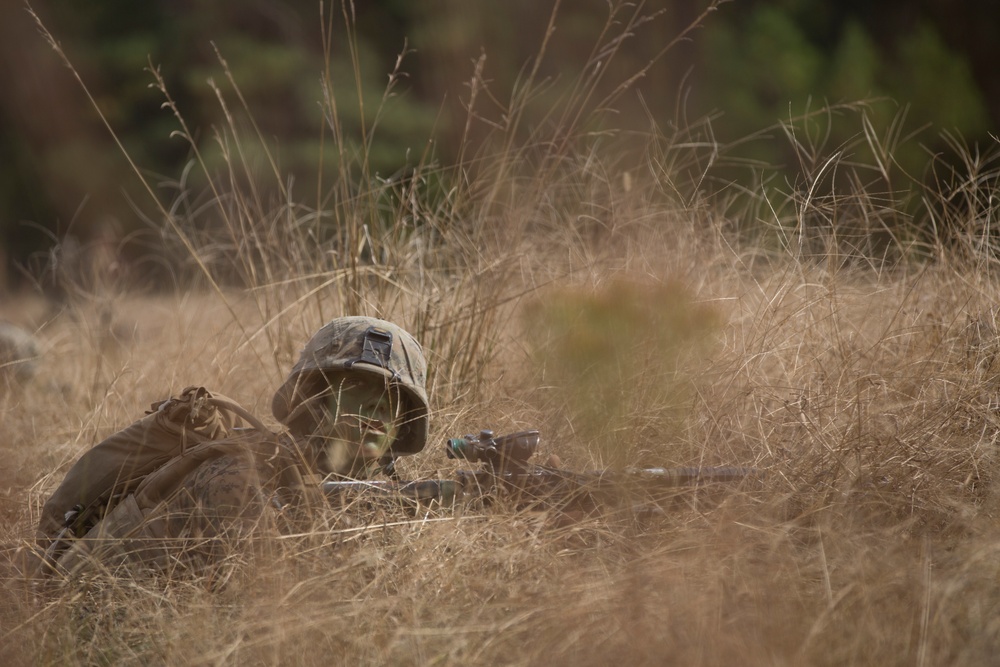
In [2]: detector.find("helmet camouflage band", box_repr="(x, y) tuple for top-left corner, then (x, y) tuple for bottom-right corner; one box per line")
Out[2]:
(272, 317), (429, 455)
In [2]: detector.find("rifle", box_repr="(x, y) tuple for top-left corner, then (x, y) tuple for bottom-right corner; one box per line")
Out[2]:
(321, 429), (756, 513)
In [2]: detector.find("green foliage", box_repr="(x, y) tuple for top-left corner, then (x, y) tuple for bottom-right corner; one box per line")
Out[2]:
(693, 2), (990, 176)
(827, 21), (878, 103)
(525, 280), (720, 468)
(895, 21), (990, 136)
(2, 1), (998, 289)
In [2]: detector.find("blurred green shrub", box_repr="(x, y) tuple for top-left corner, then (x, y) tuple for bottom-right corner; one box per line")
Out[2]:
(525, 279), (720, 468)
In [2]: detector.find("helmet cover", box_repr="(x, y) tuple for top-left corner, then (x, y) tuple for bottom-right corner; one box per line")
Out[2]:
(272, 317), (429, 455)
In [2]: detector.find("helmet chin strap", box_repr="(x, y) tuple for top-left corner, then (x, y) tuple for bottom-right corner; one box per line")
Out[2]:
(378, 455), (399, 479)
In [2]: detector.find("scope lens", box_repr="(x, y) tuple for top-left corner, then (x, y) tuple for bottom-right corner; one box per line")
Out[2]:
(446, 438), (470, 459)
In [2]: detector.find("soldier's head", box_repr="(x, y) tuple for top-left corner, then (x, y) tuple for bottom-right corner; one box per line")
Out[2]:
(271, 317), (429, 478)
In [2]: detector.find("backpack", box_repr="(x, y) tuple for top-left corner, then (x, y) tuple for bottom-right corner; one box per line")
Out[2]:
(34, 386), (271, 570)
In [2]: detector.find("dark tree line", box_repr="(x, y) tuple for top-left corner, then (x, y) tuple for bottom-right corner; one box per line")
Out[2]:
(0, 0), (996, 289)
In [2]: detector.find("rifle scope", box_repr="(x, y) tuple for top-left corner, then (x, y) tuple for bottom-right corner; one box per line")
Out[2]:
(445, 429), (540, 467)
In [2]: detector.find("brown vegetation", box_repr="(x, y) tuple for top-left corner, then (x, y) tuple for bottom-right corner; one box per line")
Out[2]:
(4, 170), (999, 665)
(3, 5), (1000, 665)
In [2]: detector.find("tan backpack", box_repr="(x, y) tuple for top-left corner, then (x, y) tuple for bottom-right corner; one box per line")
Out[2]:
(34, 387), (271, 569)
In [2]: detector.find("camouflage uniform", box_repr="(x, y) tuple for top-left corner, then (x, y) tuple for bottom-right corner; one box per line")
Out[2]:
(31, 317), (429, 578)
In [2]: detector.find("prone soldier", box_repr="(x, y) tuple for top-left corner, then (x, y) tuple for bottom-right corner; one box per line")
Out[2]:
(28, 316), (429, 579)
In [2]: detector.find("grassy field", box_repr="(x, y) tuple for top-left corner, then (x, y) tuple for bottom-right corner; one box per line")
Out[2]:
(3, 169), (1000, 665)
(3, 8), (1000, 665)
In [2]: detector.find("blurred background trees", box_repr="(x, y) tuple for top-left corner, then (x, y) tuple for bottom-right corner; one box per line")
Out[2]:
(0, 0), (996, 290)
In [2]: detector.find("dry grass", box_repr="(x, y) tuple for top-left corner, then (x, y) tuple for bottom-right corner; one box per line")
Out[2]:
(4, 3), (1000, 665)
(4, 184), (1000, 666)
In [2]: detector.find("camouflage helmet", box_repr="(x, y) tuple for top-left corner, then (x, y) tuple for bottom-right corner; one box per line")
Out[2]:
(272, 317), (429, 455)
